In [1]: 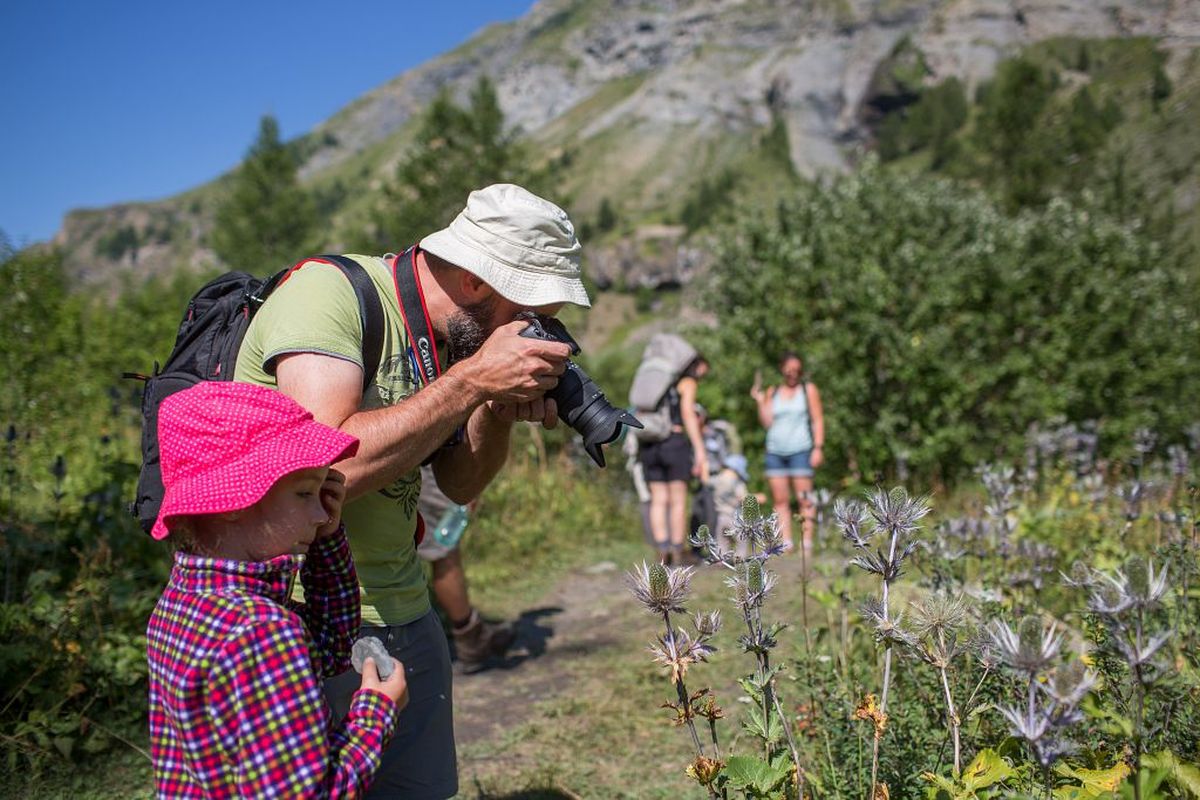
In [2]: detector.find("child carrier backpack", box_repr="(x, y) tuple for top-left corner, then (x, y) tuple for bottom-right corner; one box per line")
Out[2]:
(627, 333), (698, 443)
(125, 255), (384, 536)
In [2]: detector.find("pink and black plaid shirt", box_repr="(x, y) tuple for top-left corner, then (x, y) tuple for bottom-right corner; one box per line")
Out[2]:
(146, 529), (397, 798)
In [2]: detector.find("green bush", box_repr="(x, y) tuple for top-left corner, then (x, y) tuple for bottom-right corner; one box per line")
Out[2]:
(695, 162), (1200, 485)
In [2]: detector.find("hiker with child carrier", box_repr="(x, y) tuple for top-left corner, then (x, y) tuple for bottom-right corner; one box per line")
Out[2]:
(130, 184), (635, 799)
(628, 333), (709, 565)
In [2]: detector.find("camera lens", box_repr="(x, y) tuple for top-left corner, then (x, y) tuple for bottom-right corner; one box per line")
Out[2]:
(547, 361), (643, 467)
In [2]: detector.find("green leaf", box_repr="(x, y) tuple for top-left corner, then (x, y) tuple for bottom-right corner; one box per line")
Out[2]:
(723, 755), (791, 796)
(1143, 751), (1200, 798)
(1055, 759), (1131, 797)
(962, 748), (1014, 793)
(52, 736), (74, 759)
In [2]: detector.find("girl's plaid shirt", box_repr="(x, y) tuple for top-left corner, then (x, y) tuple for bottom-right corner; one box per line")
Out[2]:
(145, 529), (398, 798)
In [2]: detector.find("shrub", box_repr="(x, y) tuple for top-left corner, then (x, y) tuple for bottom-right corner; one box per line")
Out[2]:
(695, 162), (1200, 485)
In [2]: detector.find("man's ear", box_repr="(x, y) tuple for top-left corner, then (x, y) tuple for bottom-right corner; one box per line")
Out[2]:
(459, 270), (493, 303)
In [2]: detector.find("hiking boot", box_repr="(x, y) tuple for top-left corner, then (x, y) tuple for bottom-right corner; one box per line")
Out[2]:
(452, 609), (517, 674)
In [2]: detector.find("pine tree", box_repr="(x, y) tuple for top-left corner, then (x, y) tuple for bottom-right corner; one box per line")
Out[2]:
(210, 116), (319, 272)
(367, 77), (540, 251)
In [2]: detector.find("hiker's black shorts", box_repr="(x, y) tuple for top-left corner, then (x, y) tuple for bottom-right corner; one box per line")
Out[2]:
(639, 432), (693, 483)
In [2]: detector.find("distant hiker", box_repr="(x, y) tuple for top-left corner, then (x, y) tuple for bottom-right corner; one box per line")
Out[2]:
(629, 333), (709, 565)
(234, 183), (590, 798)
(416, 465), (516, 673)
(689, 404), (743, 550)
(145, 382), (408, 798)
(750, 352), (825, 553)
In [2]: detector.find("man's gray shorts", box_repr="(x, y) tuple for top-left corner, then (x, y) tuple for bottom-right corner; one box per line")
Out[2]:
(324, 610), (457, 798)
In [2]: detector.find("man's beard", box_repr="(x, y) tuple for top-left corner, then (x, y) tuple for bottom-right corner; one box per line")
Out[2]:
(445, 295), (497, 364)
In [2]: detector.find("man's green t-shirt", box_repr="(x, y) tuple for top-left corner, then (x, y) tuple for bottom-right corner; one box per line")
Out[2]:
(234, 255), (429, 627)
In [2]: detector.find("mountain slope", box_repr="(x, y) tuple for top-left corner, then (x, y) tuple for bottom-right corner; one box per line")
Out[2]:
(52, 0), (1199, 286)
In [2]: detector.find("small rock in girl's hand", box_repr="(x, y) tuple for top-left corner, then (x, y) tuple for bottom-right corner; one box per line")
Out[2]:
(351, 637), (393, 679)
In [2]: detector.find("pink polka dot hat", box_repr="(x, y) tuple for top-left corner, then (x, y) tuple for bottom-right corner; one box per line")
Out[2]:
(152, 382), (359, 540)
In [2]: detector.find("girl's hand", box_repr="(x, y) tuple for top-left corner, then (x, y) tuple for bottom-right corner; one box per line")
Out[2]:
(693, 454), (710, 483)
(811, 447), (825, 469)
(316, 469), (348, 539)
(750, 369), (763, 402)
(360, 657), (409, 711)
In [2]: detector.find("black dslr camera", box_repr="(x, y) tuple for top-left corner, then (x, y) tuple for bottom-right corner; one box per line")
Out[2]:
(516, 312), (642, 467)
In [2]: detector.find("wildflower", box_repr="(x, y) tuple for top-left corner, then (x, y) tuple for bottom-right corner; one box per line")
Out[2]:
(649, 627), (713, 684)
(1043, 660), (1097, 706)
(693, 610), (722, 637)
(1060, 560), (1094, 589)
(1168, 444), (1189, 477)
(909, 593), (969, 642)
(1122, 556), (1168, 608)
(989, 616), (1062, 674)
(725, 563), (778, 610)
(1113, 631), (1171, 673)
(866, 486), (930, 535)
(835, 498), (872, 547)
(996, 702), (1051, 744)
(861, 598), (917, 648)
(627, 561), (694, 615)
(1133, 427), (1157, 458)
(686, 756), (724, 787)
(854, 693), (888, 739)
(1087, 573), (1134, 615)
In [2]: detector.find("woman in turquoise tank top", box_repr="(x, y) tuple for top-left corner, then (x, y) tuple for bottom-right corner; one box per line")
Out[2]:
(751, 352), (825, 554)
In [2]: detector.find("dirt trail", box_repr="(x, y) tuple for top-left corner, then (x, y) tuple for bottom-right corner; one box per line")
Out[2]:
(450, 552), (812, 748)
(451, 560), (630, 746)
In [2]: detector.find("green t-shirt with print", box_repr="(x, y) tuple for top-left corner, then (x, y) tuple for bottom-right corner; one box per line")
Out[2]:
(234, 255), (429, 627)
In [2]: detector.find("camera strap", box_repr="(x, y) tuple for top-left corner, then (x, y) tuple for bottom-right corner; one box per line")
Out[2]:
(390, 245), (464, 457)
(390, 246), (442, 388)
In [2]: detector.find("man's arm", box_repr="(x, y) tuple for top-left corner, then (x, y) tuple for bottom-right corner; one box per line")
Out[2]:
(276, 319), (569, 501)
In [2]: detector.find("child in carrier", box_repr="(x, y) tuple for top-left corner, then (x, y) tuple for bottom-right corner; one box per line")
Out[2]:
(144, 381), (408, 798)
(712, 453), (751, 556)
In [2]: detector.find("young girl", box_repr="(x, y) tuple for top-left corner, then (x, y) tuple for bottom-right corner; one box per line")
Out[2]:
(145, 381), (408, 798)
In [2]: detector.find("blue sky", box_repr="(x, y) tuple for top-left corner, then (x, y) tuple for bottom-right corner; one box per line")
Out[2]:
(0, 0), (534, 246)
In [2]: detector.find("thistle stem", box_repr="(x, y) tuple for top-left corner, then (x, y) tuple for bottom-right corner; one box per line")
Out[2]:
(1132, 610), (1145, 800)
(663, 611), (706, 758)
(938, 664), (961, 778)
(771, 682), (804, 800)
(869, 645), (892, 800)
(869, 527), (900, 800)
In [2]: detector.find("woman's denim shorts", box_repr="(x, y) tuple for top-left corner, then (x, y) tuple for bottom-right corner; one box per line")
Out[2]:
(765, 450), (813, 478)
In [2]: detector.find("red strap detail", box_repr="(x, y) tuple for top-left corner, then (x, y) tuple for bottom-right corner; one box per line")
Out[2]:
(414, 512), (426, 547)
(408, 249), (443, 376)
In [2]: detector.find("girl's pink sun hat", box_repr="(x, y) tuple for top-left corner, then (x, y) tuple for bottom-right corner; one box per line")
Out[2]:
(151, 382), (359, 540)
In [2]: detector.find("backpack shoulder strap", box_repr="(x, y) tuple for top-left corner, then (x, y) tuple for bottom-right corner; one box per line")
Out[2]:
(313, 255), (385, 393)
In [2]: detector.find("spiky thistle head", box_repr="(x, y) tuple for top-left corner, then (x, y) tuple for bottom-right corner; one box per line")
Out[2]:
(861, 598), (917, 648)
(1123, 556), (1169, 608)
(1043, 659), (1096, 706)
(725, 563), (777, 611)
(866, 486), (931, 537)
(989, 615), (1062, 675)
(835, 498), (872, 547)
(648, 627), (713, 684)
(741, 494), (762, 523)
(910, 593), (971, 642)
(693, 610), (722, 637)
(627, 561), (694, 615)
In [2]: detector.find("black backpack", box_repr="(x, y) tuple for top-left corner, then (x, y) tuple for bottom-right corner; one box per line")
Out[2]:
(125, 255), (384, 535)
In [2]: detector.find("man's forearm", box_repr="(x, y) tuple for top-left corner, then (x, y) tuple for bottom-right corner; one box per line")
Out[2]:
(338, 372), (483, 500)
(432, 403), (513, 503)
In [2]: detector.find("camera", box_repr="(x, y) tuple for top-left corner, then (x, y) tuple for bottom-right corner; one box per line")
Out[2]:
(516, 312), (642, 467)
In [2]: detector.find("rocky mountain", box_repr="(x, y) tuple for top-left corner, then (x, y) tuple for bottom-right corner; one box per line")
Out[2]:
(52, 0), (1200, 287)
